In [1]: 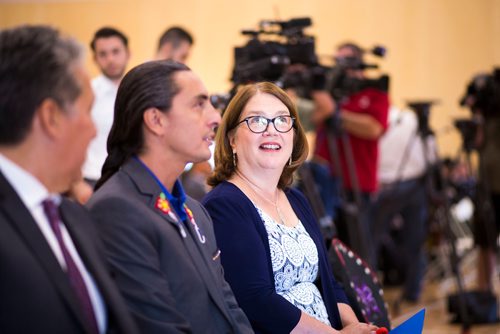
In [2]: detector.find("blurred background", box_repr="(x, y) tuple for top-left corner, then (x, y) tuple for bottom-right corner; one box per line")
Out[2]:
(1, 0), (499, 157)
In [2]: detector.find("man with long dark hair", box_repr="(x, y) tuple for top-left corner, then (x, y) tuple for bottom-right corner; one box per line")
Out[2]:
(86, 60), (253, 333)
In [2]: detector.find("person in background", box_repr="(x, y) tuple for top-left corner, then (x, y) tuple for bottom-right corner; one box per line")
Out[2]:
(372, 106), (435, 304)
(462, 72), (500, 293)
(155, 26), (193, 63)
(203, 82), (378, 334)
(312, 42), (389, 265)
(0, 24), (138, 334)
(86, 60), (253, 333)
(71, 26), (130, 203)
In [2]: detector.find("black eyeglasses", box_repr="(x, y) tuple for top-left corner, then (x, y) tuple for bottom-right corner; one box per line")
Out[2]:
(236, 115), (295, 134)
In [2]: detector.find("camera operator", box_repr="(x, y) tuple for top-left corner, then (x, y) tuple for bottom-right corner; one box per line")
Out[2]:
(462, 70), (500, 293)
(312, 42), (390, 266)
(372, 105), (437, 306)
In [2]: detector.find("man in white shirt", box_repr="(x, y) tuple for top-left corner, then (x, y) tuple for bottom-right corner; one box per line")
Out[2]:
(371, 106), (436, 304)
(0, 25), (138, 333)
(72, 27), (130, 203)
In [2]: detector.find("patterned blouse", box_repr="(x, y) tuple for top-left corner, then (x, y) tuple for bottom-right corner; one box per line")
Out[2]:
(255, 206), (331, 326)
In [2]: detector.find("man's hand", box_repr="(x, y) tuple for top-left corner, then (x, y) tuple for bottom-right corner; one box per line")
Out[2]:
(311, 91), (337, 125)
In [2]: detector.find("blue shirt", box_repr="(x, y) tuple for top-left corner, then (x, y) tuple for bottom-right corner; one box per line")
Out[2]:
(164, 180), (187, 222)
(134, 156), (188, 221)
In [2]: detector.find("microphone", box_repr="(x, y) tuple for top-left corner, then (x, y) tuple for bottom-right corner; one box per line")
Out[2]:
(370, 45), (387, 58)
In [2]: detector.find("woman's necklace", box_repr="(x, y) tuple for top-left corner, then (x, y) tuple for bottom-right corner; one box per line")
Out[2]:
(236, 171), (287, 226)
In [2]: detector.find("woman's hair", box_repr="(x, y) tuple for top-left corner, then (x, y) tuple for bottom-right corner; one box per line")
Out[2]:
(95, 60), (190, 190)
(207, 82), (309, 189)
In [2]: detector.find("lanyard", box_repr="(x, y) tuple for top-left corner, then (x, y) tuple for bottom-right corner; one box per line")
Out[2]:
(134, 156), (205, 243)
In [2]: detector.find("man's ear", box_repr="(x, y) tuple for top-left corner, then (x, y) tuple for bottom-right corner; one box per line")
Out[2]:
(159, 44), (172, 59)
(143, 107), (166, 136)
(36, 98), (65, 139)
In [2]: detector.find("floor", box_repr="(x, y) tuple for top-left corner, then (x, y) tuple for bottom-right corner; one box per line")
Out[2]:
(382, 248), (500, 334)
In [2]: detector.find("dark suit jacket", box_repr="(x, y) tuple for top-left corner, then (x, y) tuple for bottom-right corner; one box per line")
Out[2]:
(0, 171), (139, 334)
(86, 159), (253, 334)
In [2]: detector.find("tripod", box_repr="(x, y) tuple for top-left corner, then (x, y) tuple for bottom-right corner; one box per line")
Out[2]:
(324, 107), (371, 263)
(372, 107), (433, 304)
(405, 102), (472, 334)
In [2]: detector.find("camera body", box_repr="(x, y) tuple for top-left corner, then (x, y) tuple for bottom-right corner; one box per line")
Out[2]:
(231, 18), (389, 96)
(214, 18), (390, 112)
(460, 68), (500, 119)
(407, 101), (438, 138)
(454, 118), (480, 153)
(231, 17), (317, 85)
(451, 68), (500, 152)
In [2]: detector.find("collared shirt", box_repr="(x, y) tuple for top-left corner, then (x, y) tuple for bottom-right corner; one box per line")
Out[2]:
(0, 154), (107, 333)
(82, 74), (118, 180)
(165, 180), (188, 222)
(378, 106), (437, 184)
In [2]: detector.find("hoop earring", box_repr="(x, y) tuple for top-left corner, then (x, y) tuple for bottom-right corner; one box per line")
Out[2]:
(288, 156), (292, 166)
(233, 152), (237, 167)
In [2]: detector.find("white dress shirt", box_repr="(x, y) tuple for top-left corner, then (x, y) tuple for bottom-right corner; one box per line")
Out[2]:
(0, 154), (107, 333)
(82, 75), (118, 180)
(378, 106), (437, 184)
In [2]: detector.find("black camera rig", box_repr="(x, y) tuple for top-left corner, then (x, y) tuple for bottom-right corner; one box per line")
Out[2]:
(211, 17), (390, 111)
(231, 17), (317, 85)
(460, 67), (500, 119)
(452, 67), (500, 152)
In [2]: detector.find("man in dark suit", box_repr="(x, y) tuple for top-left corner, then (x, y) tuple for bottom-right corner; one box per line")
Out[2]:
(0, 25), (138, 334)
(86, 60), (253, 333)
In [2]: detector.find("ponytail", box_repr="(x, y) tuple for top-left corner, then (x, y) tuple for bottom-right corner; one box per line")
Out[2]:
(95, 147), (131, 190)
(92, 60), (189, 191)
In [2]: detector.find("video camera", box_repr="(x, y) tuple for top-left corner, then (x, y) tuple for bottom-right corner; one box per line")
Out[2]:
(211, 17), (315, 111)
(407, 100), (438, 138)
(231, 17), (317, 85)
(460, 68), (500, 119)
(451, 68), (500, 152)
(453, 118), (479, 153)
(232, 18), (390, 96)
(324, 52), (389, 102)
(211, 18), (390, 112)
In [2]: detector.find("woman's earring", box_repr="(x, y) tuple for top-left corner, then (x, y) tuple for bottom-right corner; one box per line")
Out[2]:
(288, 156), (292, 166)
(233, 152), (237, 167)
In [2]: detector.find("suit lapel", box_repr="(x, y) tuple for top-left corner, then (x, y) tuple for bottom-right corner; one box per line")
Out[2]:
(60, 198), (141, 334)
(122, 159), (233, 323)
(123, 159), (187, 236)
(0, 173), (90, 331)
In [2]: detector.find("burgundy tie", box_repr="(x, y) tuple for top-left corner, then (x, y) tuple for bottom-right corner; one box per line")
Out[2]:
(42, 199), (99, 334)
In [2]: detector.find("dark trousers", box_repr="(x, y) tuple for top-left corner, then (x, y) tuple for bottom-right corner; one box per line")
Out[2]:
(370, 177), (428, 301)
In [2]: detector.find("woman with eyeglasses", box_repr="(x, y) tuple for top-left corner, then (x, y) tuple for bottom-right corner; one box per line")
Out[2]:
(202, 82), (378, 334)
